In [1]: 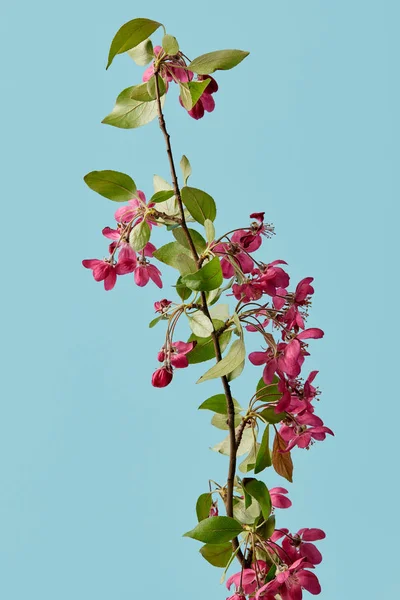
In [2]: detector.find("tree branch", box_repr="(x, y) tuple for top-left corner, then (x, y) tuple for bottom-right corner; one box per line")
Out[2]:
(153, 70), (244, 565)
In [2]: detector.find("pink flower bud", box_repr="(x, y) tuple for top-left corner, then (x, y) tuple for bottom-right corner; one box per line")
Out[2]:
(151, 367), (173, 388)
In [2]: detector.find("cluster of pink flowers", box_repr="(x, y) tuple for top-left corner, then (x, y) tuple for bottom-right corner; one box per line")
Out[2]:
(83, 190), (163, 290)
(227, 488), (324, 600)
(143, 46), (218, 119)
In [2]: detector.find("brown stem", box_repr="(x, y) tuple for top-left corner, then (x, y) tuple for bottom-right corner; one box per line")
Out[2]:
(153, 70), (244, 565)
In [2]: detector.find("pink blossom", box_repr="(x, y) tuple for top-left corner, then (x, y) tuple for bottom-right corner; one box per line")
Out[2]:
(279, 421), (334, 452)
(226, 562), (268, 596)
(154, 299), (172, 313)
(114, 190), (156, 226)
(256, 558), (321, 599)
(157, 341), (196, 369)
(134, 262), (163, 288)
(281, 528), (325, 566)
(213, 240), (254, 278)
(82, 247), (136, 291)
(269, 487), (292, 509)
(151, 366), (173, 388)
(245, 310), (270, 332)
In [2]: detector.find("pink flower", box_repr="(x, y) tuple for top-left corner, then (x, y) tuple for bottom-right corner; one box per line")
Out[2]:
(152, 366), (173, 388)
(232, 213), (274, 252)
(226, 562), (268, 596)
(114, 190), (156, 226)
(269, 487), (292, 509)
(209, 500), (219, 517)
(256, 558), (321, 599)
(82, 247), (136, 291)
(213, 240), (254, 279)
(279, 421), (334, 452)
(152, 341), (196, 388)
(280, 528), (325, 566)
(134, 262), (163, 288)
(154, 299), (172, 313)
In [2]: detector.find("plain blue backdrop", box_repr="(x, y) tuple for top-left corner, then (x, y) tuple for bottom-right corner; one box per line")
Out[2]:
(1, 1), (398, 598)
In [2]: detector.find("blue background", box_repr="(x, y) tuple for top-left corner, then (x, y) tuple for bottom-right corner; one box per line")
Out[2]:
(1, 1), (398, 598)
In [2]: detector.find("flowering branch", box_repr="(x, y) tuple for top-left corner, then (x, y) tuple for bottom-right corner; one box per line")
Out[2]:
(82, 17), (333, 600)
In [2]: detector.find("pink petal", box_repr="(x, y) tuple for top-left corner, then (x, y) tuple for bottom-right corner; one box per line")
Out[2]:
(301, 543), (323, 565)
(297, 570), (321, 595)
(201, 92), (215, 113)
(102, 226), (120, 240)
(249, 351), (267, 366)
(148, 264), (163, 288)
(171, 354), (189, 368)
(173, 341), (195, 354)
(134, 266), (149, 287)
(104, 268), (117, 291)
(300, 528), (326, 541)
(297, 328), (324, 340)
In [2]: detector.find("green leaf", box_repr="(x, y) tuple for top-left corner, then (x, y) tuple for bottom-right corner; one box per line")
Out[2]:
(153, 175), (179, 217)
(259, 407), (286, 424)
(146, 74), (166, 100)
(182, 257), (222, 292)
(179, 79), (211, 110)
(213, 426), (253, 457)
(183, 516), (242, 544)
(173, 227), (207, 253)
(209, 303), (229, 322)
(188, 49), (249, 75)
(149, 315), (163, 328)
(211, 412), (241, 430)
(107, 18), (162, 69)
(258, 515), (276, 541)
(83, 170), (136, 202)
(227, 359), (245, 382)
(150, 189), (175, 203)
(176, 276), (192, 301)
(102, 86), (161, 129)
(129, 220), (151, 251)
(188, 311), (214, 338)
(198, 393), (241, 414)
(129, 82), (154, 102)
(181, 186), (217, 224)
(196, 493), (212, 521)
(233, 497), (261, 525)
(239, 442), (260, 473)
(153, 242), (197, 276)
(199, 543), (233, 568)
(256, 377), (281, 402)
(128, 38), (154, 66)
(242, 478), (272, 521)
(254, 426), (272, 474)
(188, 327), (232, 365)
(153, 175), (172, 192)
(204, 219), (215, 243)
(197, 339), (245, 383)
(162, 33), (179, 55)
(180, 155), (192, 185)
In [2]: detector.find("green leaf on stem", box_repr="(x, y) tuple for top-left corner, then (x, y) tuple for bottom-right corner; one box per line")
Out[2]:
(175, 276), (192, 301)
(257, 515), (276, 541)
(102, 86), (162, 129)
(150, 189), (175, 203)
(196, 493), (212, 521)
(188, 311), (214, 338)
(183, 516), (243, 544)
(153, 242), (197, 276)
(129, 82), (154, 102)
(181, 186), (217, 224)
(188, 49), (249, 74)
(233, 497), (261, 525)
(197, 339), (245, 383)
(187, 322), (232, 365)
(153, 176), (179, 217)
(272, 432), (293, 483)
(173, 227), (207, 253)
(148, 315), (163, 328)
(204, 219), (215, 244)
(242, 478), (272, 521)
(129, 220), (151, 251)
(211, 412), (241, 430)
(83, 170), (136, 202)
(146, 74), (166, 100)
(209, 303), (229, 322)
(259, 407), (286, 425)
(254, 425), (272, 474)
(180, 155), (192, 185)
(199, 543), (233, 568)
(106, 18), (162, 69)
(128, 38), (154, 66)
(239, 442), (260, 473)
(179, 79), (211, 110)
(198, 393), (241, 414)
(213, 426), (253, 457)
(162, 33), (179, 55)
(182, 257), (223, 292)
